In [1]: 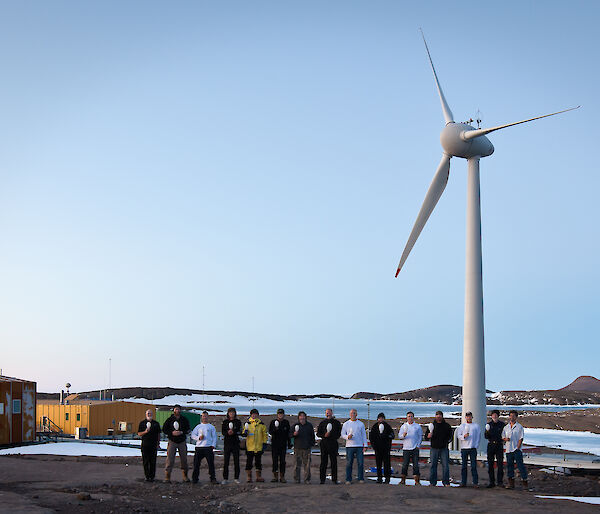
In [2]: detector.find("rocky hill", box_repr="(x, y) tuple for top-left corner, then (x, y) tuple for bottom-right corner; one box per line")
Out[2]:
(352, 385), (467, 403)
(38, 387), (346, 403)
(559, 375), (600, 393)
(353, 376), (600, 406)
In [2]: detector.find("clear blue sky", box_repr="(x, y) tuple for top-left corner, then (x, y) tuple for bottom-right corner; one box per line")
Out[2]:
(0, 1), (597, 394)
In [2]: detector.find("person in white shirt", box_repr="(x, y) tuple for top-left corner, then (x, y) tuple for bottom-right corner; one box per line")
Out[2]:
(502, 410), (529, 490)
(456, 411), (481, 487)
(341, 409), (367, 484)
(191, 411), (218, 484)
(398, 411), (423, 485)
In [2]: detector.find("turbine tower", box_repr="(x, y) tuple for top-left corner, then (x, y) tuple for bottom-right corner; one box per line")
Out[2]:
(396, 31), (579, 442)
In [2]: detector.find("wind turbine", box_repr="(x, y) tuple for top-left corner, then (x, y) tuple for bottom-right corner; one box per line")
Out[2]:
(395, 31), (579, 440)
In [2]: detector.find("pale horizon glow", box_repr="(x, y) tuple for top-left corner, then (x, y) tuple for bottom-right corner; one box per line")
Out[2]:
(0, 1), (598, 394)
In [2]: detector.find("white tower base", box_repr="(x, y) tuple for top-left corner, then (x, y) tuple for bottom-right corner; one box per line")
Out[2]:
(462, 157), (487, 448)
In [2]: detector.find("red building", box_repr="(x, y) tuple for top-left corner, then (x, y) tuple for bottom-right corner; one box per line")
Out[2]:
(0, 375), (37, 445)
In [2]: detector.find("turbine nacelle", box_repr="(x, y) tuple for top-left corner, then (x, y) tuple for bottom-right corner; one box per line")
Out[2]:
(441, 123), (494, 159)
(395, 31), (579, 278)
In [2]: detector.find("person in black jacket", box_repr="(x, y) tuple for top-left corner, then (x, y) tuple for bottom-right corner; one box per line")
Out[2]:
(427, 410), (453, 486)
(369, 413), (395, 484)
(162, 405), (191, 483)
(137, 409), (161, 481)
(485, 409), (506, 488)
(221, 407), (242, 484)
(268, 408), (291, 483)
(316, 408), (342, 484)
(293, 411), (315, 484)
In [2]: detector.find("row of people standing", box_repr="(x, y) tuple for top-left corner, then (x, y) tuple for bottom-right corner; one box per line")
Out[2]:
(137, 404), (528, 489)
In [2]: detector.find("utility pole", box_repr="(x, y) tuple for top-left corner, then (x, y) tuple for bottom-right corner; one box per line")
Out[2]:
(202, 365), (205, 404)
(108, 358), (112, 400)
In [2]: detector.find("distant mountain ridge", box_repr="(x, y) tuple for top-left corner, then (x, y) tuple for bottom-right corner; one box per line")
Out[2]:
(37, 376), (600, 406)
(37, 387), (346, 403)
(352, 376), (600, 406)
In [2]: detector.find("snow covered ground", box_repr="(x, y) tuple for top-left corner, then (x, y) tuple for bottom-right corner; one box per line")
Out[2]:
(524, 428), (600, 456)
(0, 442), (143, 457)
(122, 394), (600, 419)
(536, 495), (600, 505)
(0, 441), (198, 457)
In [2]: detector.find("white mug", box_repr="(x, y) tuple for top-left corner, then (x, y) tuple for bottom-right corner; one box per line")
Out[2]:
(295, 424), (300, 432)
(244, 422), (249, 431)
(173, 421), (179, 431)
(275, 420), (280, 428)
(327, 423), (332, 433)
(379, 423), (384, 434)
(485, 423), (490, 431)
(229, 422), (234, 430)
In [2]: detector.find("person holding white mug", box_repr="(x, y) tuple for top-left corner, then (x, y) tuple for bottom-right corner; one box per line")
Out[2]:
(398, 411), (424, 485)
(221, 407), (242, 484)
(502, 410), (529, 490)
(484, 409), (505, 488)
(137, 409), (161, 482)
(456, 411), (481, 487)
(293, 411), (315, 484)
(243, 408), (268, 483)
(268, 408), (291, 483)
(341, 409), (367, 484)
(369, 413), (394, 484)
(191, 411), (218, 484)
(162, 405), (191, 483)
(316, 408), (342, 484)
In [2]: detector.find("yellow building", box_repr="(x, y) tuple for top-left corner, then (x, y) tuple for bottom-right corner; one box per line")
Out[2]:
(37, 401), (155, 437)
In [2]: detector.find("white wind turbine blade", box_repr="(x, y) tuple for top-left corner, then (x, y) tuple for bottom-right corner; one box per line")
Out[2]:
(396, 154), (451, 277)
(463, 106), (580, 140)
(420, 29), (454, 125)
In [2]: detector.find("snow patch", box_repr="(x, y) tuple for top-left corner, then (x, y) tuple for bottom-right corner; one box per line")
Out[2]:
(536, 496), (600, 505)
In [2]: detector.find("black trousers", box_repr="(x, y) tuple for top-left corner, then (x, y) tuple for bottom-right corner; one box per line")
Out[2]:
(141, 445), (157, 480)
(192, 447), (216, 482)
(245, 450), (263, 470)
(223, 443), (240, 480)
(272, 443), (287, 474)
(487, 442), (504, 485)
(319, 442), (338, 483)
(374, 445), (391, 480)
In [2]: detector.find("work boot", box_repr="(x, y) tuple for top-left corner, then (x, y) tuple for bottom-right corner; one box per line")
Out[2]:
(271, 471), (279, 483)
(256, 470), (265, 483)
(522, 479), (531, 491)
(182, 470), (190, 483)
(505, 478), (515, 489)
(279, 474), (287, 483)
(246, 470), (253, 483)
(399, 475), (406, 485)
(385, 477), (391, 484)
(414, 475), (421, 486)
(164, 470), (171, 483)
